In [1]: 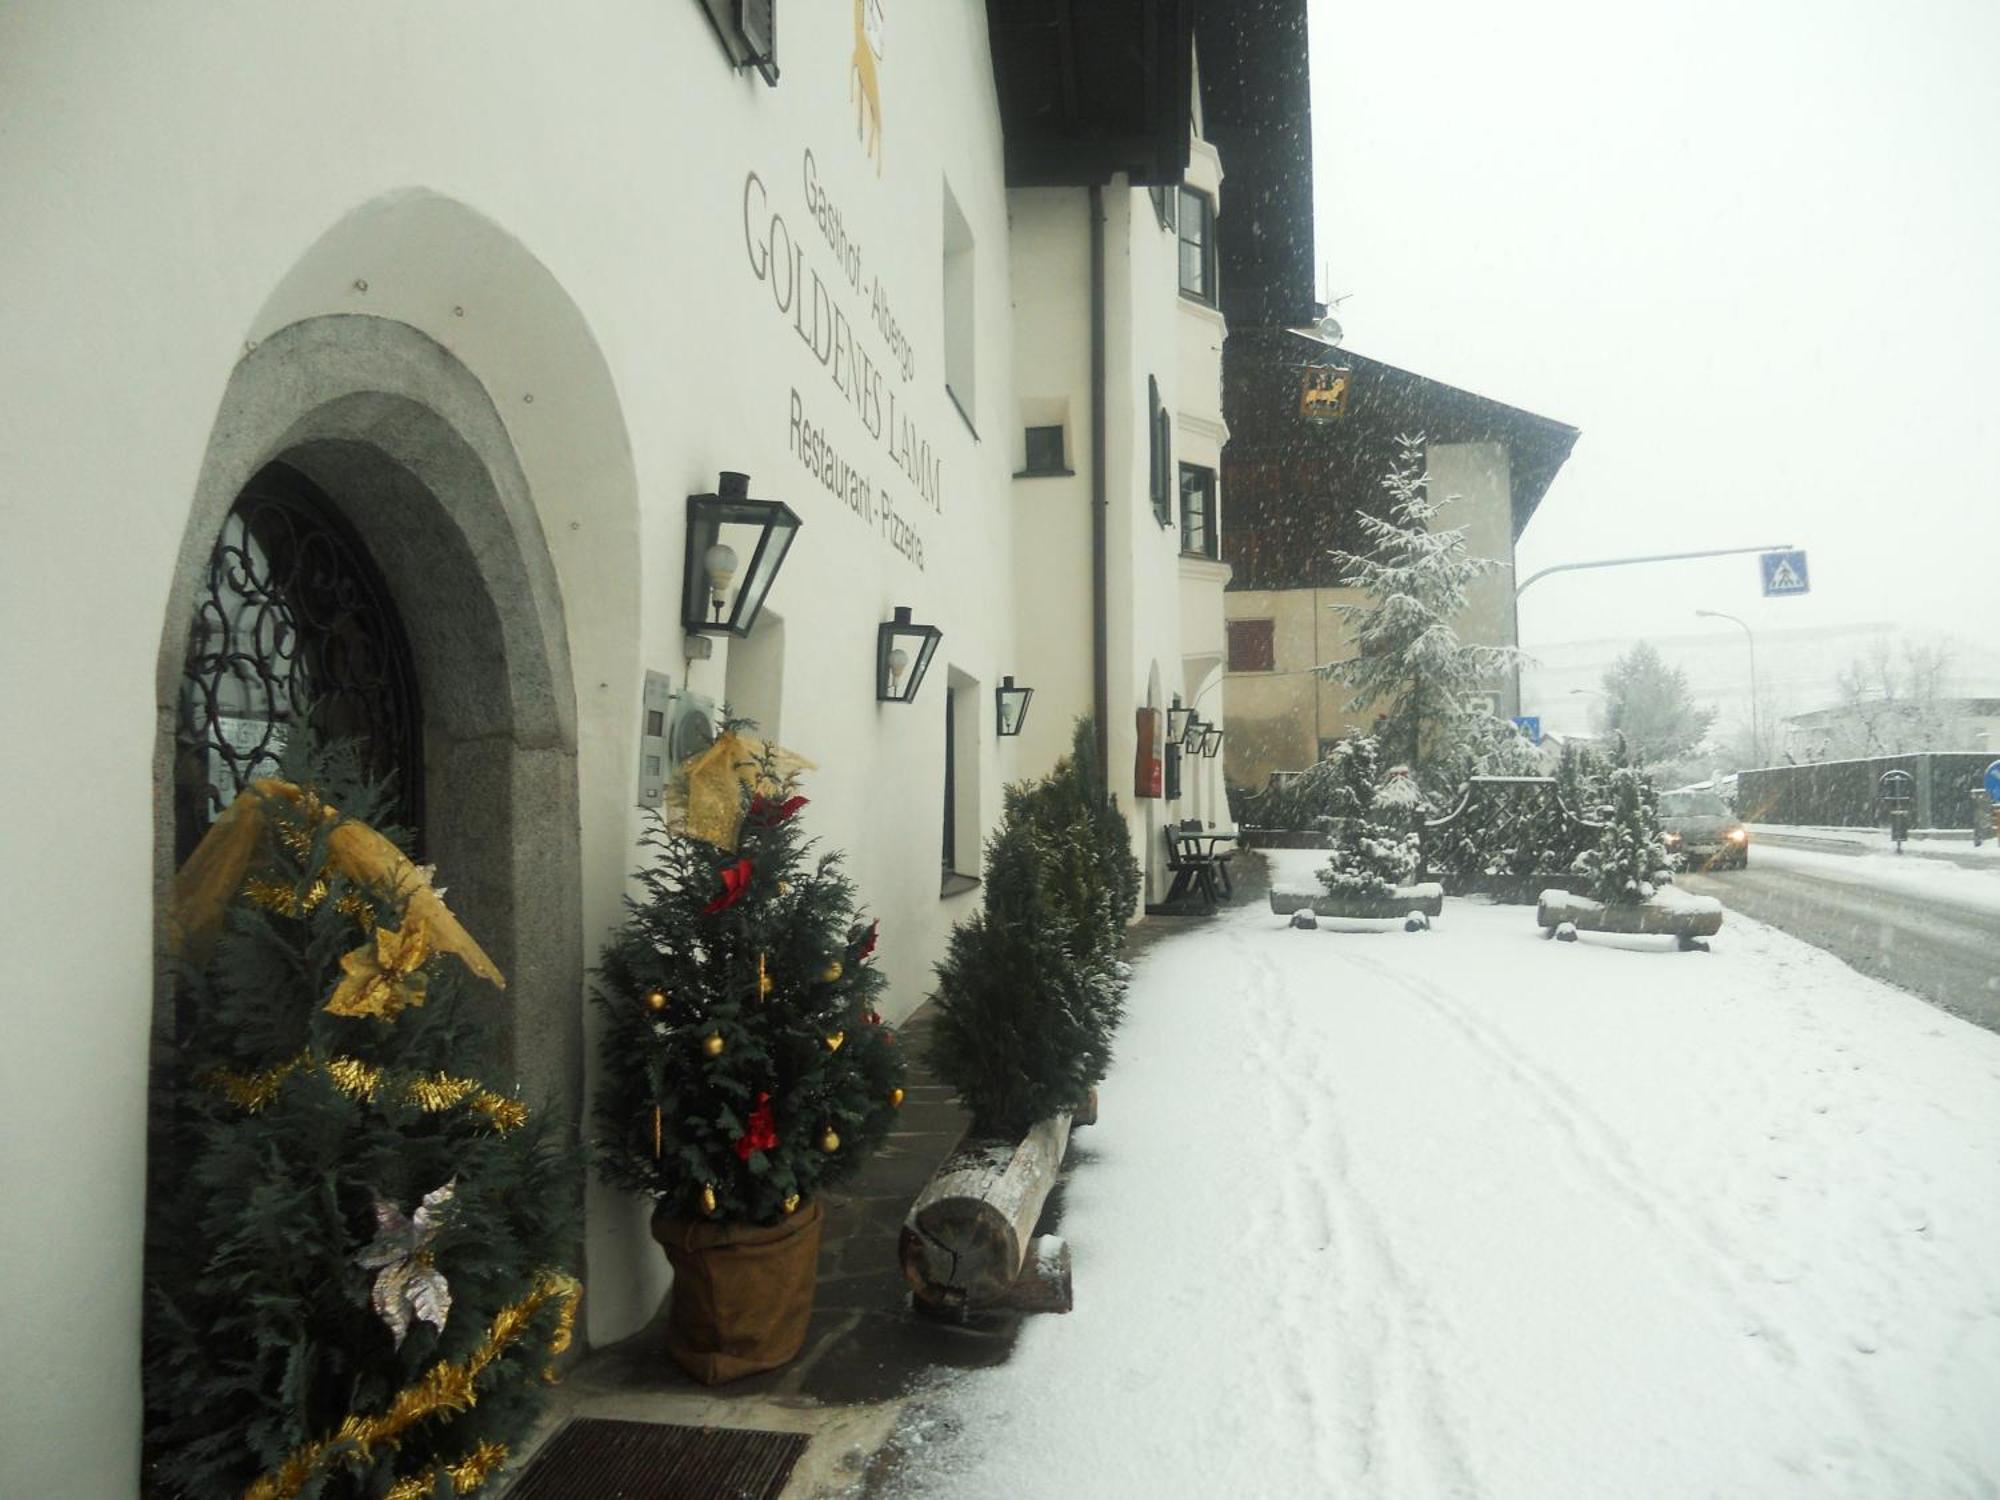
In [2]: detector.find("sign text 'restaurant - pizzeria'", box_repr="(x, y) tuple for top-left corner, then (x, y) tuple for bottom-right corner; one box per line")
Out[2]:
(743, 150), (943, 571)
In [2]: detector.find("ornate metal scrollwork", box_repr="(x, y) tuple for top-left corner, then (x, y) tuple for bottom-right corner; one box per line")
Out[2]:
(174, 464), (421, 860)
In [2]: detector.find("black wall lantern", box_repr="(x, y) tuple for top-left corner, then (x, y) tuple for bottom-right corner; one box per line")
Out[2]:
(1167, 697), (1194, 744)
(877, 607), (942, 703)
(1181, 714), (1209, 752)
(995, 675), (1034, 735)
(1200, 725), (1224, 758)
(682, 471), (802, 637)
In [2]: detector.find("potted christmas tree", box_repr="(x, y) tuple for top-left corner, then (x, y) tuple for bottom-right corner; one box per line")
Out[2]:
(592, 734), (903, 1384)
(1538, 766), (1723, 949)
(1265, 736), (1443, 926)
(144, 751), (579, 1500)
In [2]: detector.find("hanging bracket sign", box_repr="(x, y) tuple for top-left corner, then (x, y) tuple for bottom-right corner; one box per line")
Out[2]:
(1299, 366), (1352, 425)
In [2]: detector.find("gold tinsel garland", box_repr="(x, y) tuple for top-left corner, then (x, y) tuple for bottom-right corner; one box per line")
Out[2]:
(381, 1439), (510, 1500)
(207, 1052), (530, 1133)
(242, 1270), (581, 1500)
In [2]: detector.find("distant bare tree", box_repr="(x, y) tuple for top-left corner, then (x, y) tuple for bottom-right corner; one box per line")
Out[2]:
(1825, 639), (1965, 755)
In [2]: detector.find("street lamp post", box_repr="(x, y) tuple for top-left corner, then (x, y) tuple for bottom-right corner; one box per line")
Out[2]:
(1695, 609), (1760, 766)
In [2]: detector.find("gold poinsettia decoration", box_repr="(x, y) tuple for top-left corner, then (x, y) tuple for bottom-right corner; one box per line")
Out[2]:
(327, 918), (432, 1020)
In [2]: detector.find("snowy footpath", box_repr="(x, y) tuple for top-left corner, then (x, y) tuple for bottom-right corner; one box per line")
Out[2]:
(877, 853), (2000, 1499)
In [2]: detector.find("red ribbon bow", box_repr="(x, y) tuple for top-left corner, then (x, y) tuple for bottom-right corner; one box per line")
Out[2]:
(703, 858), (754, 915)
(855, 920), (879, 962)
(734, 1092), (779, 1161)
(749, 793), (809, 825)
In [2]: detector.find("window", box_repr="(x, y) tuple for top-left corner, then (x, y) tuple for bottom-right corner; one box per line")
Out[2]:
(696, 0), (779, 86)
(1148, 376), (1172, 526)
(1227, 618), (1275, 673)
(1149, 183), (1179, 231)
(940, 668), (981, 896)
(1177, 187), (1215, 303)
(1023, 424), (1066, 474)
(175, 463), (422, 864)
(942, 180), (976, 431)
(1180, 463), (1217, 558)
(1165, 740), (1183, 802)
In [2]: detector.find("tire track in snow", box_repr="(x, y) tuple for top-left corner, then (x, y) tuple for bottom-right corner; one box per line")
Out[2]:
(1234, 921), (1481, 1497)
(1337, 944), (1807, 1367)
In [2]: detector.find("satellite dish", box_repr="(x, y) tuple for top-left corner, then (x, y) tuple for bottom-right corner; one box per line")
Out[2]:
(1315, 314), (1344, 346)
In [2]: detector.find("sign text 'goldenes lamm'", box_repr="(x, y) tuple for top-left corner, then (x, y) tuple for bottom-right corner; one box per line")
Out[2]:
(743, 150), (941, 570)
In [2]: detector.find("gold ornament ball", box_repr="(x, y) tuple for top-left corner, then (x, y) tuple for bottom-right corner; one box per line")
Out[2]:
(699, 1183), (717, 1215)
(645, 989), (668, 1012)
(820, 960), (844, 984)
(778, 879), (792, 896)
(819, 1128), (841, 1153)
(782, 1193), (800, 1216)
(702, 1033), (725, 1058)
(889, 1087), (905, 1108)
(824, 1030), (845, 1053)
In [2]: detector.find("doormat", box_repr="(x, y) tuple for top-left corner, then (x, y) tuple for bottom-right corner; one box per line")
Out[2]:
(504, 1416), (809, 1500)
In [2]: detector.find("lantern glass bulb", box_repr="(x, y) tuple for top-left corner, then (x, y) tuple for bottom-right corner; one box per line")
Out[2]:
(887, 646), (910, 683)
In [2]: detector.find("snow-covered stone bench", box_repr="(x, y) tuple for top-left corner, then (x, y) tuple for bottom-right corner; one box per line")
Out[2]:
(1536, 885), (1724, 951)
(1268, 882), (1444, 922)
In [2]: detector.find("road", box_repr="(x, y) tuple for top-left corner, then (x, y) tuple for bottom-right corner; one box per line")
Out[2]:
(1681, 859), (2000, 1034)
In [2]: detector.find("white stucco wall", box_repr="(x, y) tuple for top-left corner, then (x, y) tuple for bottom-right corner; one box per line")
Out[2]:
(0, 3), (1031, 1492)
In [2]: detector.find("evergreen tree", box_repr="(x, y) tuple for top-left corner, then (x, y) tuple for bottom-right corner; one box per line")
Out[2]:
(928, 752), (1124, 1138)
(593, 743), (903, 1225)
(1600, 641), (1716, 764)
(1571, 766), (1675, 903)
(1319, 435), (1524, 786)
(1009, 717), (1141, 974)
(1311, 736), (1421, 899)
(144, 750), (578, 1500)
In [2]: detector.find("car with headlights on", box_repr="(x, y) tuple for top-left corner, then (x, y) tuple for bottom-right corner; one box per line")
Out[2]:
(1659, 789), (1750, 871)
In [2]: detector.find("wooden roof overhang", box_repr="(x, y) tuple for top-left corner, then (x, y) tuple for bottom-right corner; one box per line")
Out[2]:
(985, 0), (1196, 187)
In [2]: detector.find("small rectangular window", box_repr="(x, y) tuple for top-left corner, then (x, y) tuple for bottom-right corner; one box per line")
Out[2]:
(1149, 183), (1179, 231)
(1227, 618), (1276, 673)
(696, 0), (779, 85)
(1178, 188), (1215, 303)
(1179, 463), (1217, 558)
(1023, 425), (1066, 474)
(1148, 376), (1172, 527)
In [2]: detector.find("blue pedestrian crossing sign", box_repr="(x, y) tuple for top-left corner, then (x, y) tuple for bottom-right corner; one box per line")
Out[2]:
(1760, 549), (1810, 597)
(1512, 715), (1542, 745)
(1985, 760), (2000, 801)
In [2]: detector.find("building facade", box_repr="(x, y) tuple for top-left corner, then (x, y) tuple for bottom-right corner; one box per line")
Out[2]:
(0, 3), (1272, 1492)
(1221, 343), (1579, 788)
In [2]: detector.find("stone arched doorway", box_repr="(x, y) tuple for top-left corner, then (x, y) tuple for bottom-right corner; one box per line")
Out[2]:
(153, 314), (584, 1127)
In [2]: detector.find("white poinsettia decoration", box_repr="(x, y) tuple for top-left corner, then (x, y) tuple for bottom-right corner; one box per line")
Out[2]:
(355, 1178), (456, 1347)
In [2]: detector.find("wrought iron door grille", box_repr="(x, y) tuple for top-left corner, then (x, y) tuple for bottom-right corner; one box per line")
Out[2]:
(175, 464), (422, 861)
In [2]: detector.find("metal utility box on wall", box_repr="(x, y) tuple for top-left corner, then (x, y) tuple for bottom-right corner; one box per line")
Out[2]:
(637, 671), (675, 809)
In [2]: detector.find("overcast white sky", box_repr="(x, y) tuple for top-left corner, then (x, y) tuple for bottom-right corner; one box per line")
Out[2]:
(1307, 0), (2000, 708)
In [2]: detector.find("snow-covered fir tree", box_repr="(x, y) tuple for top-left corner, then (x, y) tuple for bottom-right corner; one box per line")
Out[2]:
(1570, 766), (1674, 903)
(1314, 737), (1421, 900)
(1318, 435), (1525, 789)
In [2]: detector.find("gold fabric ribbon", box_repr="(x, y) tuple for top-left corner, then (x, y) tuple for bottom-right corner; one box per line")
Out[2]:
(671, 731), (816, 850)
(171, 778), (504, 989)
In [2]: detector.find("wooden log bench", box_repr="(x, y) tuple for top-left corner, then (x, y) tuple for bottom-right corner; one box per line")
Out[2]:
(1536, 885), (1724, 951)
(900, 1111), (1073, 1314)
(1268, 881), (1444, 921)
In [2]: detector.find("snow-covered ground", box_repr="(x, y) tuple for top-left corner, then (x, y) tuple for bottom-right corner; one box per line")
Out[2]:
(878, 853), (2000, 1499)
(1754, 843), (2000, 917)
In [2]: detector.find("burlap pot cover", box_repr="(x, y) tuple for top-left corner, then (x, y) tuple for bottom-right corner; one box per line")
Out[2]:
(650, 1198), (825, 1385)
